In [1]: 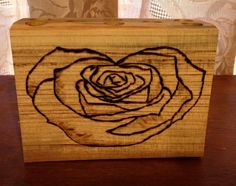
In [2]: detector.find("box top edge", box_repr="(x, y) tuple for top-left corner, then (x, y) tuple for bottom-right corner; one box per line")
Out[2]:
(11, 18), (217, 30)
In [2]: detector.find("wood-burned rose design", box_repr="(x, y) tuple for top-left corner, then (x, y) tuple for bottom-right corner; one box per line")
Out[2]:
(26, 46), (206, 147)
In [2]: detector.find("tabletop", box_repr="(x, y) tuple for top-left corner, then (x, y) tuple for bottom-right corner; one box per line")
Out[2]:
(0, 75), (236, 186)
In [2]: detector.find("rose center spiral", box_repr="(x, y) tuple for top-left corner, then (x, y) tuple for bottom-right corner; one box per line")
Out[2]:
(103, 73), (126, 87)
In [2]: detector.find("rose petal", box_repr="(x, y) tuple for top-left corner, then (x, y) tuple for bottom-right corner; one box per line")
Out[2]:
(86, 73), (147, 102)
(120, 88), (149, 103)
(29, 46), (206, 146)
(54, 58), (112, 115)
(90, 89), (171, 121)
(120, 63), (163, 103)
(147, 66), (163, 102)
(109, 47), (205, 135)
(83, 81), (161, 111)
(140, 47), (206, 123)
(33, 79), (147, 146)
(108, 82), (191, 135)
(118, 53), (178, 95)
(96, 71), (128, 88)
(76, 80), (127, 116)
(81, 65), (152, 102)
(27, 47), (112, 98)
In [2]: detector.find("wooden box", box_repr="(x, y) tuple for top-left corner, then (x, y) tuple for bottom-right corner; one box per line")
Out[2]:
(11, 19), (218, 162)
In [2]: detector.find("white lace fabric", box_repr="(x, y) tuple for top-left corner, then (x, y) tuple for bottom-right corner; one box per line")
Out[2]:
(140, 0), (236, 75)
(0, 0), (29, 75)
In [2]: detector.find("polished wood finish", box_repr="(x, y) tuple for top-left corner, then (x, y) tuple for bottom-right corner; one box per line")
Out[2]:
(0, 75), (235, 185)
(11, 19), (217, 161)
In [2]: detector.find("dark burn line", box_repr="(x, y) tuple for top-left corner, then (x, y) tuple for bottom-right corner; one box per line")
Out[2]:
(72, 56), (172, 121)
(31, 78), (90, 144)
(123, 62), (173, 103)
(105, 52), (185, 135)
(78, 88), (88, 116)
(172, 69), (206, 123)
(103, 74), (131, 93)
(99, 73), (127, 88)
(61, 48), (188, 124)
(83, 93), (166, 119)
(26, 46), (114, 98)
(82, 78), (167, 106)
(40, 52), (173, 122)
(74, 83), (168, 122)
(30, 78), (170, 147)
(124, 53), (206, 143)
(83, 65), (153, 103)
(106, 81), (179, 136)
(106, 118), (171, 137)
(26, 47), (58, 98)
(116, 48), (174, 65)
(26, 46), (206, 147)
(94, 70), (132, 92)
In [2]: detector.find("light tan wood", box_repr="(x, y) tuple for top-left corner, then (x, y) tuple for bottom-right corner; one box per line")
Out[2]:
(11, 18), (218, 162)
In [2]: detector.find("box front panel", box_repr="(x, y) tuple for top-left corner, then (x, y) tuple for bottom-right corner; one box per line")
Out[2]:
(11, 19), (218, 162)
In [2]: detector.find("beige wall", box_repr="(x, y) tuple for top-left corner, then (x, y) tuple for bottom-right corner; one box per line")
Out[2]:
(27, 0), (117, 18)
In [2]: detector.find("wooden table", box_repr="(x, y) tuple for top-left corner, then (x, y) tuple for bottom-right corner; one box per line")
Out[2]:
(0, 75), (236, 186)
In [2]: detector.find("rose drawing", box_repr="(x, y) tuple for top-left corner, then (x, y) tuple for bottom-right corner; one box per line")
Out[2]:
(26, 46), (206, 147)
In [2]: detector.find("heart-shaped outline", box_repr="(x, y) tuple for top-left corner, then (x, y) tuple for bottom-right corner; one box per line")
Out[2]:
(26, 46), (206, 147)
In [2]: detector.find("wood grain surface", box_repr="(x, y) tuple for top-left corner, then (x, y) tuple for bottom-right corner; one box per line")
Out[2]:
(0, 76), (236, 186)
(11, 19), (218, 162)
